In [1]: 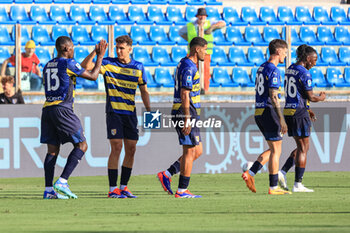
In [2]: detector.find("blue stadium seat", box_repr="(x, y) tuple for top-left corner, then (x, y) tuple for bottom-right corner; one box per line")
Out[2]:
(327, 67), (348, 87)
(169, 26), (188, 45)
(278, 67), (285, 86)
(187, 0), (205, 6)
(263, 27), (281, 43)
(111, 0), (130, 4)
(109, 6), (133, 25)
(14, 0), (32, 3)
(0, 0), (12, 3)
(233, 67), (254, 87)
(309, 68), (328, 87)
(259, 7), (283, 25)
(90, 6), (113, 25)
(130, 26), (155, 45)
(281, 27), (302, 45)
(185, 6), (197, 22)
(335, 26), (350, 45)
(91, 26), (108, 42)
(299, 26), (323, 45)
(166, 6), (186, 25)
(247, 47), (265, 65)
(250, 67), (258, 83)
(93, 0), (110, 3)
(32, 26), (54, 46)
(114, 26), (128, 38)
(226, 27), (250, 46)
(212, 67), (238, 87)
(206, 7), (221, 22)
(228, 47), (252, 66)
(331, 6), (350, 25)
(313, 6), (337, 25)
(150, 26), (174, 45)
(317, 26), (341, 46)
(10, 5), (35, 24)
(205, 0), (222, 6)
(50, 5), (74, 24)
(295, 6), (319, 25)
(71, 26), (94, 45)
(154, 67), (174, 87)
(277, 6), (302, 25)
(144, 69), (158, 88)
(152, 47), (175, 66)
(171, 46), (187, 63)
(291, 46), (297, 63)
(74, 46), (90, 63)
(30, 6), (55, 25)
(0, 26), (14, 45)
(128, 6), (152, 25)
(245, 27), (266, 46)
(82, 78), (98, 89)
(13, 26), (31, 46)
(0, 6), (15, 25)
(0, 47), (10, 64)
(54, 0), (72, 3)
(321, 47), (346, 66)
(210, 47), (233, 66)
(241, 7), (265, 25)
(70, 5), (93, 25)
(35, 47), (51, 66)
(150, 0), (167, 5)
(222, 7), (247, 26)
(213, 30), (231, 46)
(339, 47), (350, 65)
(52, 25), (70, 42)
(131, 0), (148, 4)
(132, 47), (157, 66)
(344, 67), (350, 85)
(168, 0), (186, 5)
(148, 6), (171, 25)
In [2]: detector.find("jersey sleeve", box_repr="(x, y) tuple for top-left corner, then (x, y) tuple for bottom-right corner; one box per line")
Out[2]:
(180, 67), (194, 90)
(138, 65), (147, 85)
(267, 68), (281, 89)
(301, 71), (313, 91)
(67, 59), (85, 77)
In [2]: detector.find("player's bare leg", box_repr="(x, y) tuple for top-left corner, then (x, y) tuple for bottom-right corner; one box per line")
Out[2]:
(107, 139), (126, 198)
(120, 139), (138, 198)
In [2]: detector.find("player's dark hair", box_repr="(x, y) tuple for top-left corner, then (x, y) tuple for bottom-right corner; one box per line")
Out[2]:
(296, 44), (317, 62)
(55, 36), (72, 52)
(268, 39), (288, 55)
(115, 35), (133, 46)
(189, 37), (208, 49)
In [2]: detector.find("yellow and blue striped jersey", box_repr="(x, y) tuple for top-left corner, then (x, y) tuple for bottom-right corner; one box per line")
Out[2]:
(101, 57), (147, 115)
(42, 57), (85, 109)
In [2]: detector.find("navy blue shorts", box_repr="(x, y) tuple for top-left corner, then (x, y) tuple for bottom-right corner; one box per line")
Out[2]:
(285, 116), (311, 137)
(172, 116), (201, 146)
(255, 108), (282, 141)
(106, 112), (139, 140)
(40, 106), (86, 145)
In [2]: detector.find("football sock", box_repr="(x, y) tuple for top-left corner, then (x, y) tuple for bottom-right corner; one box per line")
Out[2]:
(109, 186), (117, 192)
(44, 154), (58, 187)
(269, 174), (278, 188)
(177, 188), (187, 193)
(249, 161), (263, 176)
(295, 167), (305, 183)
(60, 148), (85, 180)
(281, 156), (295, 173)
(120, 166), (132, 187)
(59, 177), (67, 183)
(178, 175), (190, 190)
(108, 169), (118, 187)
(167, 160), (180, 177)
(45, 187), (54, 192)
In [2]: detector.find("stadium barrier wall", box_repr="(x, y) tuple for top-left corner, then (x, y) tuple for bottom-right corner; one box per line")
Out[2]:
(0, 102), (349, 178)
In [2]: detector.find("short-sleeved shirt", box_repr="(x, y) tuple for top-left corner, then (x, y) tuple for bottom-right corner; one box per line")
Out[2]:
(172, 57), (200, 116)
(9, 53), (40, 75)
(101, 57), (147, 115)
(0, 92), (24, 104)
(42, 57), (85, 109)
(284, 64), (313, 118)
(255, 62), (282, 116)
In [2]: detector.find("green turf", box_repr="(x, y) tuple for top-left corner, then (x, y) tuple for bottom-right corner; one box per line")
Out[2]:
(0, 172), (349, 233)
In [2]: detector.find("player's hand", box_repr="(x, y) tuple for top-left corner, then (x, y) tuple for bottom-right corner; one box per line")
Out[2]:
(182, 118), (192, 136)
(96, 40), (108, 57)
(280, 119), (288, 135)
(319, 91), (326, 101)
(309, 109), (317, 122)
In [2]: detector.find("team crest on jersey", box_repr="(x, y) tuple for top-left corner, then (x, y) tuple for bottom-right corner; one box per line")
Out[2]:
(187, 75), (192, 84)
(111, 129), (117, 135)
(76, 63), (82, 70)
(272, 77), (278, 84)
(195, 136), (200, 142)
(307, 80), (312, 87)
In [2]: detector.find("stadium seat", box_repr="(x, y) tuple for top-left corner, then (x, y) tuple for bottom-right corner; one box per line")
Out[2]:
(0, 7), (15, 24)
(10, 5), (35, 24)
(150, 26), (174, 45)
(277, 6), (302, 25)
(131, 0), (148, 4)
(144, 69), (158, 88)
(152, 47), (175, 66)
(70, 5), (94, 25)
(259, 6), (283, 25)
(210, 47), (233, 66)
(150, 0), (167, 5)
(91, 26), (108, 42)
(281, 27), (303, 45)
(132, 47), (157, 66)
(166, 6), (186, 25)
(291, 46), (297, 63)
(89, 6), (113, 25)
(93, 0), (111, 4)
(247, 47), (265, 65)
(313, 6), (337, 25)
(212, 67), (238, 87)
(54, 0), (72, 3)
(0, 0), (12, 3)
(111, 0), (130, 4)
(30, 6), (55, 24)
(344, 67), (350, 84)
(74, 46), (90, 64)
(154, 67), (174, 87)
(50, 5), (74, 24)
(0, 47), (10, 64)
(187, 0), (205, 6)
(233, 67), (254, 87)
(148, 6), (171, 25)
(52, 25), (70, 42)
(0, 26), (14, 45)
(331, 6), (350, 25)
(339, 47), (350, 65)
(13, 26), (31, 46)
(171, 46), (187, 63)
(168, 0), (186, 5)
(222, 7), (247, 26)
(114, 26), (128, 38)
(185, 6), (197, 22)
(205, 0), (222, 5)
(263, 27), (281, 43)
(278, 67), (285, 86)
(299, 26), (323, 45)
(241, 7), (265, 25)
(295, 6), (319, 25)
(32, 26), (54, 46)
(169, 26), (188, 45)
(130, 26), (156, 45)
(309, 67), (329, 87)
(213, 30), (231, 46)
(14, 0), (33, 4)
(321, 47), (346, 66)
(245, 27), (266, 46)
(71, 26), (94, 45)
(250, 67), (258, 82)
(317, 26), (341, 45)
(35, 47), (51, 66)
(72, 0), (91, 4)
(81, 78), (98, 89)
(128, 6), (152, 25)
(206, 7), (221, 22)
(226, 27), (250, 46)
(327, 67), (348, 87)
(335, 26), (350, 45)
(228, 47), (252, 66)
(109, 6), (133, 25)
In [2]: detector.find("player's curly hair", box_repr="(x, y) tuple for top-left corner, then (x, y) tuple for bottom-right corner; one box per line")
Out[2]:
(296, 44), (317, 63)
(268, 39), (288, 55)
(115, 35), (133, 46)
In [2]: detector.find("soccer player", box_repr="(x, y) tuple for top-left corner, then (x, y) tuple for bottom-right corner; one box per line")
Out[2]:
(41, 36), (107, 199)
(242, 39), (291, 195)
(81, 35), (151, 198)
(279, 44), (326, 192)
(157, 37), (207, 198)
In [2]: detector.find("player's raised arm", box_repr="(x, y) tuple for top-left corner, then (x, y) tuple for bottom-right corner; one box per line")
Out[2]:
(80, 40), (107, 81)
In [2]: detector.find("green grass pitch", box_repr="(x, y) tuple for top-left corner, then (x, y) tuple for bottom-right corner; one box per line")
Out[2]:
(0, 172), (349, 233)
